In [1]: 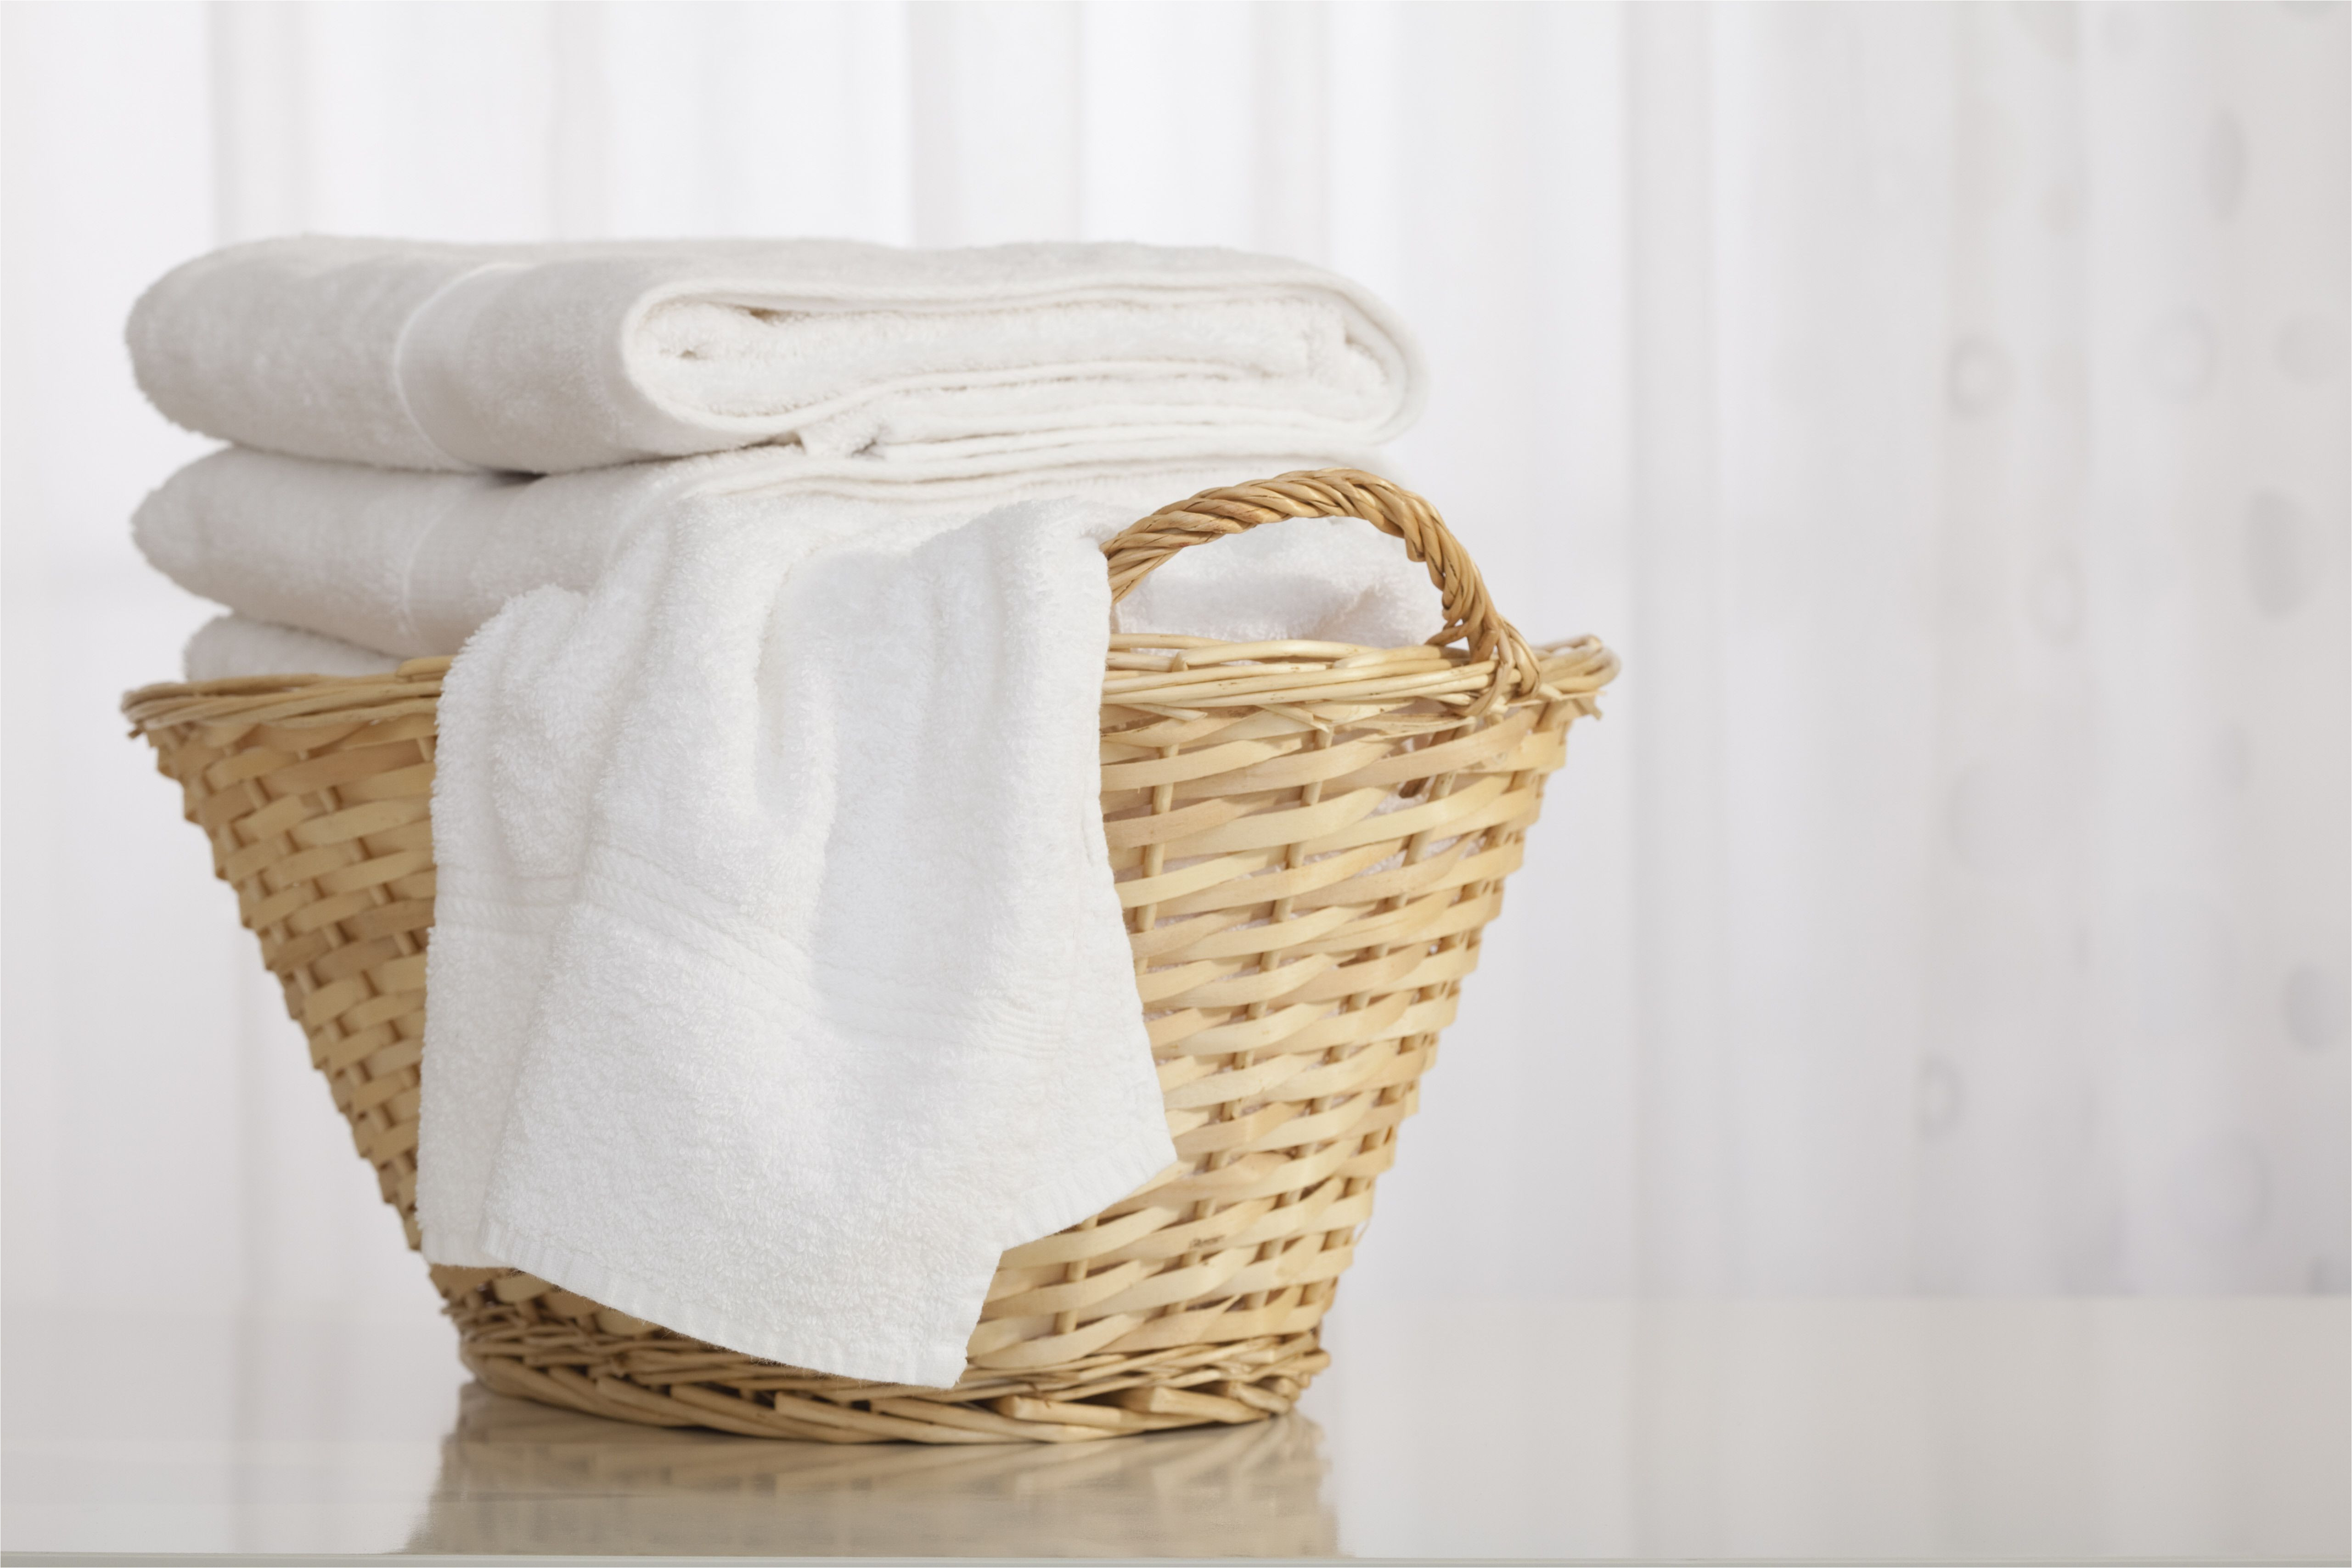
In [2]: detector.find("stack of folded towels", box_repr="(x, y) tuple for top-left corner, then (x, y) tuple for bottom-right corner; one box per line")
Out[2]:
(129, 236), (1437, 1386)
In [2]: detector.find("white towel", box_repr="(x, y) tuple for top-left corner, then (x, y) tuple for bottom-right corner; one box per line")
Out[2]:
(128, 236), (1424, 475)
(420, 490), (1174, 1387)
(137, 444), (1441, 661)
(182, 613), (403, 682)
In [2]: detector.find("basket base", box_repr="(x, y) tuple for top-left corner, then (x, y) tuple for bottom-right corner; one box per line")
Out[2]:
(443, 1270), (1327, 1443)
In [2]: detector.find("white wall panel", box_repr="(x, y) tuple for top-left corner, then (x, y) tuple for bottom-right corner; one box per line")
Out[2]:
(2, 2), (2341, 1315)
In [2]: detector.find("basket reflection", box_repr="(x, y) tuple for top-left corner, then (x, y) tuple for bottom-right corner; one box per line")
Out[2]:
(405, 1381), (1338, 1557)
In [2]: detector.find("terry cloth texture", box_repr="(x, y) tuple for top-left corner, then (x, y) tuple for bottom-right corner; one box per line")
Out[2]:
(129, 235), (1424, 475)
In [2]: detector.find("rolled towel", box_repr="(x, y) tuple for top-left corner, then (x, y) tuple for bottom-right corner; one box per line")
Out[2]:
(182, 613), (402, 682)
(128, 236), (1424, 475)
(136, 446), (1443, 660)
(422, 491), (1174, 1385)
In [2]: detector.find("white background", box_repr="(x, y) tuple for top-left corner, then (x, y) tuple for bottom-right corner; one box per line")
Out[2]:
(2, 2), (2343, 1327)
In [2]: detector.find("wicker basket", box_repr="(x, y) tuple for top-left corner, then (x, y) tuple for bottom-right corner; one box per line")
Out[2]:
(124, 470), (1616, 1445)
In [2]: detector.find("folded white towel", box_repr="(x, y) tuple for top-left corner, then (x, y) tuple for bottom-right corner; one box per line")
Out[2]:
(138, 445), (1442, 662)
(182, 613), (403, 682)
(420, 491), (1174, 1386)
(129, 236), (1424, 475)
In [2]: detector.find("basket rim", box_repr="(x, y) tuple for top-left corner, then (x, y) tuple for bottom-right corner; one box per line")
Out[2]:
(123, 635), (1619, 736)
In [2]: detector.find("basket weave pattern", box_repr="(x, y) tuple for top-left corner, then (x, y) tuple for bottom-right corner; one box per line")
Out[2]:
(124, 472), (1615, 1444)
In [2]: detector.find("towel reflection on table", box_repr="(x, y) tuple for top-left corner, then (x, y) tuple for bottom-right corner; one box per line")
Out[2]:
(405, 1382), (1339, 1557)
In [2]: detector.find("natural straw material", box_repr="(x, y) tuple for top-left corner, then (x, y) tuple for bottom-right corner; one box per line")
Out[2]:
(124, 470), (1617, 1444)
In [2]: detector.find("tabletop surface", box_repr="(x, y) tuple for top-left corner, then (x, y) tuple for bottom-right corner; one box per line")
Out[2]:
(1, 1296), (2344, 1564)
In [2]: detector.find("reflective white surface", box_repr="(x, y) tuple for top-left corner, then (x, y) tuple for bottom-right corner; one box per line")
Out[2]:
(2, 1298), (2343, 1561)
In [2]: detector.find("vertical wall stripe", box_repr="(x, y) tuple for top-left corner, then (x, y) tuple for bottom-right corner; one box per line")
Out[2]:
(1625, 1), (1736, 1292)
(549, 1), (613, 240)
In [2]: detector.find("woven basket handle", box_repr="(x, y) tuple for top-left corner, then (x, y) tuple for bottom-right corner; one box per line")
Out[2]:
(1103, 467), (1544, 708)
